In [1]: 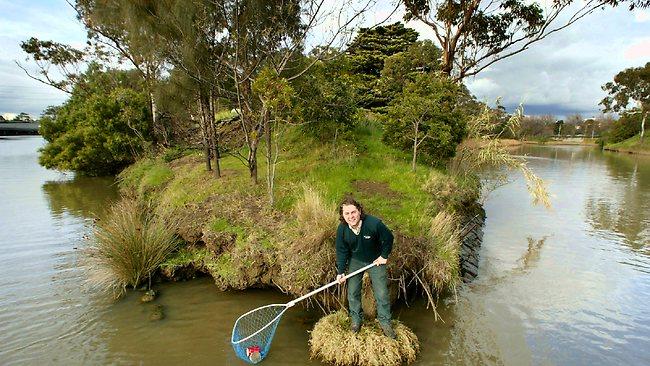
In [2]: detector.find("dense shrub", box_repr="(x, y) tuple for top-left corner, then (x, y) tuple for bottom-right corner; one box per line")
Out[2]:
(602, 112), (642, 144)
(382, 73), (469, 165)
(293, 59), (359, 141)
(39, 66), (153, 176)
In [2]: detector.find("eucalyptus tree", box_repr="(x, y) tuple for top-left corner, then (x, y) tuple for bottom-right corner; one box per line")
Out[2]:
(215, 0), (375, 197)
(73, 0), (168, 145)
(402, 0), (649, 81)
(601, 62), (650, 143)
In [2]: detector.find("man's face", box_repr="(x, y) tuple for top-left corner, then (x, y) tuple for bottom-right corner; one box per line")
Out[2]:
(342, 204), (361, 228)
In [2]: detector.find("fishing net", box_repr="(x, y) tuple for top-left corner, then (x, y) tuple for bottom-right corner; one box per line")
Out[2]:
(231, 304), (289, 364)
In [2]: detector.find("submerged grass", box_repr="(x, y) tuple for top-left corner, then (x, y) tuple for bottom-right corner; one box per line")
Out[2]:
(309, 310), (419, 366)
(86, 198), (178, 296)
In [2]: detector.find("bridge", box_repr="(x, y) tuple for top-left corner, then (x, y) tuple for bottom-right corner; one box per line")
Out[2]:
(0, 122), (40, 136)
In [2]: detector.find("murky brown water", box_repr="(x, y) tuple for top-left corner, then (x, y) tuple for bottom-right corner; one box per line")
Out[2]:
(1, 137), (649, 365)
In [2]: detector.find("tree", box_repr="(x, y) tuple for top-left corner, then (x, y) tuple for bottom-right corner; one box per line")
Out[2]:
(39, 65), (152, 176)
(383, 73), (469, 167)
(293, 55), (359, 140)
(379, 40), (443, 103)
(17, 37), (86, 94)
(602, 112), (643, 144)
(403, 0), (647, 81)
(346, 22), (420, 108)
(520, 115), (555, 138)
(14, 112), (33, 122)
(554, 119), (564, 136)
(601, 62), (650, 142)
(74, 0), (168, 145)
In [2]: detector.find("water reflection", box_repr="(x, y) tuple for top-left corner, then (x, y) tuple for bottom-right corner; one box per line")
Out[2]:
(584, 152), (650, 254)
(42, 176), (119, 219)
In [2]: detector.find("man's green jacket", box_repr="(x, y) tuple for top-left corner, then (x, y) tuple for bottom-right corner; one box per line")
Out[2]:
(335, 214), (393, 275)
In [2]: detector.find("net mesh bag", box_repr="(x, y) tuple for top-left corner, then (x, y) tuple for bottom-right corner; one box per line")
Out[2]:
(231, 304), (288, 364)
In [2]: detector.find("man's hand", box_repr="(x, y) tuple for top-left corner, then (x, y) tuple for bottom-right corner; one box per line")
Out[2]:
(373, 256), (387, 266)
(337, 274), (346, 284)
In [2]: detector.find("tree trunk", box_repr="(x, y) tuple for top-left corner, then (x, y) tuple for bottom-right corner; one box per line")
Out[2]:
(263, 107), (274, 205)
(641, 111), (647, 143)
(209, 90), (221, 178)
(199, 96), (212, 172)
(412, 122), (419, 172)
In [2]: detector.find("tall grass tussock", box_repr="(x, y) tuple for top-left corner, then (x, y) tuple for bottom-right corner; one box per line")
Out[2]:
(309, 310), (419, 366)
(86, 198), (178, 296)
(277, 185), (343, 310)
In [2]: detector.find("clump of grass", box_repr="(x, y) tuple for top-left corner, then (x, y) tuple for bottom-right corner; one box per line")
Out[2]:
(423, 211), (461, 290)
(86, 198), (178, 296)
(309, 310), (419, 366)
(277, 185), (342, 310)
(422, 171), (479, 213)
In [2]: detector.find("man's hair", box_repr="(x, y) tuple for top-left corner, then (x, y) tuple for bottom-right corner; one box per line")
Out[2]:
(338, 196), (365, 224)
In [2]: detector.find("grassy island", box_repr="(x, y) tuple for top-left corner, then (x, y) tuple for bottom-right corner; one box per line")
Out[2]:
(105, 122), (480, 312)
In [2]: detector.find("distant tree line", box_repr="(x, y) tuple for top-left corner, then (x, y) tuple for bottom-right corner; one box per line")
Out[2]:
(0, 112), (35, 122)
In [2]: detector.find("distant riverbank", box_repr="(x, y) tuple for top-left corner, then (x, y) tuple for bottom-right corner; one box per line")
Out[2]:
(604, 134), (650, 155)
(498, 137), (598, 147)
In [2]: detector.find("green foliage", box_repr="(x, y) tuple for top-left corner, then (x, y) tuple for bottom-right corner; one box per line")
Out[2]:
(293, 58), (359, 140)
(379, 40), (442, 101)
(601, 62), (650, 113)
(346, 22), (420, 108)
(347, 22), (419, 77)
(39, 65), (153, 176)
(602, 112), (642, 144)
(382, 73), (469, 165)
(253, 67), (294, 113)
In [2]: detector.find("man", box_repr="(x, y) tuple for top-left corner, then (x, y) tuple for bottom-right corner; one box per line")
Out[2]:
(335, 197), (395, 339)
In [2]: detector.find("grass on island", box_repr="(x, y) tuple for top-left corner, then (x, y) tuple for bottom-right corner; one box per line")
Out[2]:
(112, 122), (476, 303)
(309, 310), (419, 366)
(607, 134), (650, 154)
(86, 198), (179, 296)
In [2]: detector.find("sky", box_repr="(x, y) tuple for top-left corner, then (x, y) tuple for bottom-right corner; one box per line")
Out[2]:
(0, 0), (649, 120)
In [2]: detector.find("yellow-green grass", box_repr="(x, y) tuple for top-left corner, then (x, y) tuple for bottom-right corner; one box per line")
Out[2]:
(309, 310), (419, 366)
(118, 123), (475, 295)
(607, 134), (650, 154)
(87, 198), (178, 295)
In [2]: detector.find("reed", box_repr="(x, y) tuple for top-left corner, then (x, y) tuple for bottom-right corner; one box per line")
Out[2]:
(450, 104), (551, 208)
(86, 198), (178, 295)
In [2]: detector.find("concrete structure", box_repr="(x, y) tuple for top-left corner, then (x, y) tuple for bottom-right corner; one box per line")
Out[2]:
(0, 122), (40, 136)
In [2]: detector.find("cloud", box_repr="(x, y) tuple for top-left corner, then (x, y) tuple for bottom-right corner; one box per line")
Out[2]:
(635, 10), (650, 23)
(457, 5), (650, 117)
(0, 0), (86, 115)
(624, 38), (650, 60)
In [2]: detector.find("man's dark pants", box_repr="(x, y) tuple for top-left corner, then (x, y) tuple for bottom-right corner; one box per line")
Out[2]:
(346, 258), (391, 326)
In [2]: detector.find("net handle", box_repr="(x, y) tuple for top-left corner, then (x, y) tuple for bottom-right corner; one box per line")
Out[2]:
(287, 262), (376, 307)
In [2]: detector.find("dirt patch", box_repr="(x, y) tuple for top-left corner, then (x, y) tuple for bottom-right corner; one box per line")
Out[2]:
(352, 180), (402, 200)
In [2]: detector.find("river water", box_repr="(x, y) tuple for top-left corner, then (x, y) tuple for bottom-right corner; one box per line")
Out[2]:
(1, 136), (648, 365)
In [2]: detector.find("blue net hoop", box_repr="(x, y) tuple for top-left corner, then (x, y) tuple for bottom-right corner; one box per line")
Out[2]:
(231, 304), (288, 364)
